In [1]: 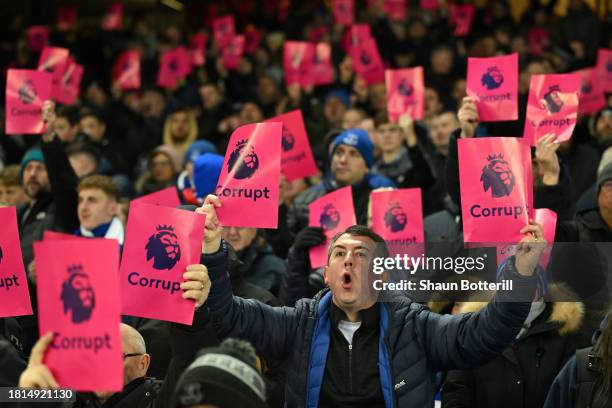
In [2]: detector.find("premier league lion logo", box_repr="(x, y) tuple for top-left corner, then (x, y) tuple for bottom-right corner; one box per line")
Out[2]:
(384, 202), (408, 232)
(541, 85), (564, 114)
(60, 264), (95, 324)
(227, 139), (259, 179)
(320, 204), (341, 232)
(281, 126), (295, 152)
(581, 80), (593, 94)
(18, 80), (37, 105)
(480, 153), (515, 198)
(607, 60), (612, 73)
(146, 225), (182, 270)
(360, 50), (372, 66)
(481, 66), (504, 90)
(398, 79), (414, 97)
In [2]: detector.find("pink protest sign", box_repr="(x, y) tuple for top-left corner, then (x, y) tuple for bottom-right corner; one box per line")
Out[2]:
(332, 0), (354, 26)
(371, 189), (424, 257)
(213, 16), (236, 49)
(216, 123), (282, 228)
(597, 49), (612, 92)
(576, 68), (606, 115)
(131, 186), (181, 208)
(114, 50), (141, 90)
(309, 26), (329, 43)
(157, 47), (191, 88)
(38, 47), (70, 100)
(120, 202), (205, 324)
(309, 186), (356, 268)
(244, 28), (261, 54)
(523, 73), (581, 145)
(529, 28), (549, 56)
(265, 110), (318, 181)
(312, 43), (334, 86)
(495, 208), (557, 269)
(384, 0), (407, 21)
(351, 38), (385, 85)
(420, 0), (439, 9)
(222, 35), (245, 70)
(386, 67), (425, 122)
(27, 26), (49, 52)
(56, 62), (84, 106)
(284, 41), (314, 87)
(34, 239), (122, 391)
(58, 6), (77, 31)
(189, 33), (207, 66)
(342, 24), (372, 53)
(467, 53), (519, 122)
(450, 4), (475, 37)
(102, 3), (123, 31)
(458, 137), (533, 243)
(5, 69), (52, 135)
(0, 207), (32, 318)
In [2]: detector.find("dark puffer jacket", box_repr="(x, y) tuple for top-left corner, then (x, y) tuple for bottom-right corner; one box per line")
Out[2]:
(203, 242), (538, 408)
(442, 283), (588, 408)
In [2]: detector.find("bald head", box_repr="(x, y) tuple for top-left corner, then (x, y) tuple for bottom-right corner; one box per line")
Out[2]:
(120, 323), (146, 354)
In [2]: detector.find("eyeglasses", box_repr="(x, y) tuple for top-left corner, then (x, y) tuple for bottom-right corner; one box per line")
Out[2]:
(122, 353), (144, 360)
(602, 181), (612, 192)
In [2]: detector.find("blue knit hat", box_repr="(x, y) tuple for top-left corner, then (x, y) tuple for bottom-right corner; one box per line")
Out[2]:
(20, 148), (45, 183)
(194, 153), (224, 199)
(330, 128), (374, 168)
(184, 141), (218, 165)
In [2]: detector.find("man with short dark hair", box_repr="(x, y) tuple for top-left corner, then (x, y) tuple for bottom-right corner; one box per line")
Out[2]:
(0, 165), (28, 207)
(198, 195), (545, 408)
(75, 175), (124, 244)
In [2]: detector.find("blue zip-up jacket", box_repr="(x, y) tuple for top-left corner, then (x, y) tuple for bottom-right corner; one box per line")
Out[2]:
(202, 243), (537, 408)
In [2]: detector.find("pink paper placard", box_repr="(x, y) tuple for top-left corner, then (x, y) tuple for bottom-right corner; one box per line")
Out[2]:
(5, 69), (52, 135)
(420, 0), (439, 10)
(576, 68), (607, 114)
(312, 43), (335, 86)
(157, 48), (189, 89)
(384, 0), (408, 21)
(308, 186), (357, 268)
(0, 206), (32, 318)
(597, 49), (612, 92)
(450, 4), (475, 37)
(213, 16), (236, 49)
(244, 28), (262, 54)
(27, 26), (49, 52)
(458, 137), (533, 243)
(114, 50), (141, 90)
(189, 33), (207, 66)
(222, 35), (245, 70)
(386, 67), (425, 122)
(283, 41), (315, 87)
(58, 6), (77, 31)
(131, 186), (181, 208)
(343, 24), (372, 53)
(37, 47), (70, 101)
(332, 0), (354, 26)
(216, 123), (282, 228)
(119, 202), (205, 324)
(523, 73), (581, 145)
(34, 239), (122, 391)
(265, 110), (318, 181)
(466, 53), (519, 122)
(370, 188), (424, 257)
(56, 62), (84, 105)
(351, 38), (385, 85)
(102, 3), (123, 31)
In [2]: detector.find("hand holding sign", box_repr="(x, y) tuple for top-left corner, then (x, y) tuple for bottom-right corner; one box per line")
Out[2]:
(515, 220), (547, 277)
(19, 332), (59, 389)
(181, 264), (211, 309)
(535, 134), (560, 185)
(197, 194), (223, 254)
(41, 100), (56, 142)
(458, 96), (479, 138)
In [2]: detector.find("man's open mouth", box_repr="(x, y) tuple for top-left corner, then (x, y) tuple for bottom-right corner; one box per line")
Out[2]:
(342, 272), (352, 289)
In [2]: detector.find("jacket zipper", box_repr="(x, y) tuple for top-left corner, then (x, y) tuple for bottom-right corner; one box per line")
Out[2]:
(348, 344), (353, 394)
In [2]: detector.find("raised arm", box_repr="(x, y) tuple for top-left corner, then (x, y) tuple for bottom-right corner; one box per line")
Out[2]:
(416, 222), (543, 371)
(197, 195), (302, 362)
